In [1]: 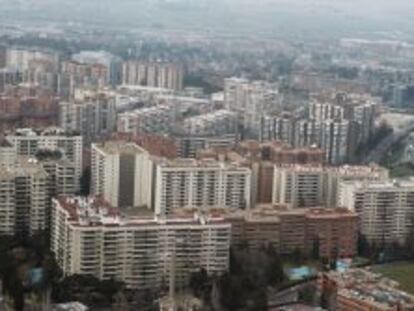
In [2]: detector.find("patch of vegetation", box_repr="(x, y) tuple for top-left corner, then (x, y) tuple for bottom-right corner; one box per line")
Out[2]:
(389, 162), (414, 178)
(183, 74), (222, 94)
(0, 233), (60, 311)
(373, 262), (414, 294)
(355, 122), (393, 161)
(380, 140), (406, 168)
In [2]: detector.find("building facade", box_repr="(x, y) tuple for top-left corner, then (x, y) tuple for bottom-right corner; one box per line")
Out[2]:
(153, 158), (251, 215)
(51, 196), (231, 289)
(122, 61), (183, 91)
(91, 141), (153, 208)
(6, 128), (83, 191)
(59, 93), (117, 144)
(339, 179), (414, 246)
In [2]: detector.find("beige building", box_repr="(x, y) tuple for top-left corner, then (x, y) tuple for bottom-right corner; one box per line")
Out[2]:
(51, 196), (231, 290)
(339, 179), (414, 246)
(122, 61), (183, 91)
(153, 158), (251, 216)
(6, 128), (83, 191)
(0, 158), (49, 236)
(117, 105), (174, 135)
(59, 93), (117, 143)
(272, 164), (388, 208)
(91, 141), (153, 208)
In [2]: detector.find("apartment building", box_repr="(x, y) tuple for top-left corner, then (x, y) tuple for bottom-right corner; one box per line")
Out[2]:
(176, 134), (237, 158)
(59, 93), (117, 143)
(339, 179), (414, 246)
(0, 158), (49, 236)
(308, 100), (344, 122)
(320, 119), (352, 164)
(272, 164), (388, 208)
(263, 94), (379, 165)
(273, 165), (326, 208)
(0, 93), (58, 132)
(36, 150), (77, 198)
(260, 113), (295, 144)
(122, 61), (183, 91)
(50, 196), (231, 289)
(5, 47), (59, 71)
(320, 269), (414, 311)
(117, 105), (174, 135)
(91, 141), (153, 208)
(0, 138), (16, 168)
(196, 205), (358, 259)
(182, 110), (238, 136)
(304, 208), (358, 259)
(153, 158), (251, 215)
(111, 132), (178, 159)
(6, 128), (83, 191)
(61, 60), (109, 94)
(197, 141), (326, 205)
(224, 78), (281, 139)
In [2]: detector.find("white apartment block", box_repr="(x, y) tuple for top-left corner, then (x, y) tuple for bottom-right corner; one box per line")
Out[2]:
(50, 196), (231, 289)
(293, 119), (322, 148)
(344, 97), (377, 144)
(122, 61), (183, 91)
(154, 158), (251, 215)
(6, 128), (83, 191)
(260, 114), (294, 144)
(273, 164), (388, 208)
(326, 165), (389, 207)
(59, 94), (117, 143)
(0, 159), (48, 236)
(91, 141), (153, 208)
(0, 139), (16, 168)
(176, 134), (237, 158)
(182, 110), (237, 136)
(320, 119), (351, 164)
(339, 179), (414, 246)
(273, 165), (326, 208)
(40, 158), (77, 197)
(308, 101), (344, 122)
(117, 105), (173, 135)
(224, 78), (281, 138)
(6, 47), (59, 71)
(292, 119), (352, 164)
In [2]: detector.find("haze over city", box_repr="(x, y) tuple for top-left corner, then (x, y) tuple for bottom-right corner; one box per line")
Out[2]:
(2, 1), (414, 310)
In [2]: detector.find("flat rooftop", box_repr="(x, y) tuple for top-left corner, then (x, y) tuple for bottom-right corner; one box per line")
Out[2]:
(93, 141), (148, 155)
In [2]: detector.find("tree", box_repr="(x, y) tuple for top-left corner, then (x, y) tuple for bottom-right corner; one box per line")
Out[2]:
(189, 268), (211, 301)
(357, 233), (371, 258)
(291, 247), (305, 265)
(265, 245), (285, 285)
(79, 167), (91, 196)
(312, 238), (320, 260)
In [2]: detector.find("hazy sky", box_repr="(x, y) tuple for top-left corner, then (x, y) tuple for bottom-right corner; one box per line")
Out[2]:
(0, 0), (413, 37)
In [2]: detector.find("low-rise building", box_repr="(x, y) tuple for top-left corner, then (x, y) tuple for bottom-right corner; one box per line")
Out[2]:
(319, 269), (414, 311)
(180, 205), (359, 259)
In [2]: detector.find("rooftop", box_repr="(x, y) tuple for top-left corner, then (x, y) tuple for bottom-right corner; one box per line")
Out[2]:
(155, 157), (249, 170)
(93, 141), (148, 155)
(324, 269), (414, 309)
(6, 127), (81, 138)
(173, 205), (357, 222)
(55, 196), (228, 228)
